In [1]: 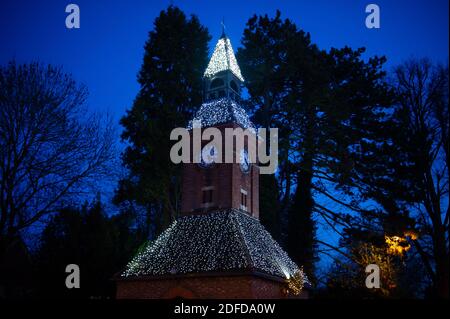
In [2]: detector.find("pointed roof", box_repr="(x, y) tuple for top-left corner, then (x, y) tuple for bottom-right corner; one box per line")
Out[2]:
(203, 34), (244, 82)
(121, 209), (304, 281)
(187, 97), (255, 131)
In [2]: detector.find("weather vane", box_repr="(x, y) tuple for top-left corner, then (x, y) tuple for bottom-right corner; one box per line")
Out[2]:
(221, 18), (226, 37)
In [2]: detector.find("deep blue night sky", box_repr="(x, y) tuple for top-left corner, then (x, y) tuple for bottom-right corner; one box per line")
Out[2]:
(1, 1), (448, 268)
(1, 0), (448, 122)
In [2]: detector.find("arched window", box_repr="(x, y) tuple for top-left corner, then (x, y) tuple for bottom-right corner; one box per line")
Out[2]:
(210, 78), (224, 89)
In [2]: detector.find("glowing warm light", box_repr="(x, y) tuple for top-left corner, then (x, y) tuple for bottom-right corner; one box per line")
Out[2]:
(384, 235), (411, 256)
(404, 230), (418, 240)
(284, 269), (307, 296)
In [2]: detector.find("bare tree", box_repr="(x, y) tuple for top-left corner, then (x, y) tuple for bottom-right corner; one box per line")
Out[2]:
(0, 61), (116, 259)
(393, 59), (449, 297)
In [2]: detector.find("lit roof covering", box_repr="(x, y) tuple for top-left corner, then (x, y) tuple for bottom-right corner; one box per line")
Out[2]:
(187, 97), (255, 130)
(203, 36), (244, 82)
(122, 209), (302, 280)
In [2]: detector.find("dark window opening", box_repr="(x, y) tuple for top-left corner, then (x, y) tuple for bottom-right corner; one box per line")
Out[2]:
(203, 189), (213, 204)
(241, 192), (247, 211)
(210, 78), (224, 89)
(230, 80), (238, 92)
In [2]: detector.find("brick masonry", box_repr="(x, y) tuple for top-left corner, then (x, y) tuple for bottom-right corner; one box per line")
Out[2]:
(181, 123), (260, 218)
(116, 122), (305, 299)
(116, 274), (308, 299)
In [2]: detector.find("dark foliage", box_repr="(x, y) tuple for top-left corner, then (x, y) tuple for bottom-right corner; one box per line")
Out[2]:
(115, 6), (210, 237)
(32, 199), (145, 298)
(237, 11), (395, 285)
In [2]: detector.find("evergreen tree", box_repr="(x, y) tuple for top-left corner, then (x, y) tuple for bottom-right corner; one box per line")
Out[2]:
(35, 200), (144, 298)
(237, 11), (324, 281)
(237, 11), (394, 283)
(115, 6), (210, 237)
(259, 174), (282, 240)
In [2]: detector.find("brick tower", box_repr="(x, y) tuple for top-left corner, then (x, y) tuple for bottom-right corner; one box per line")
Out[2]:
(115, 29), (309, 299)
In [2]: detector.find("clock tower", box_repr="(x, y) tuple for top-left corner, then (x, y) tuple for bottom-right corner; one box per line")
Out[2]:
(116, 28), (309, 299)
(181, 29), (259, 219)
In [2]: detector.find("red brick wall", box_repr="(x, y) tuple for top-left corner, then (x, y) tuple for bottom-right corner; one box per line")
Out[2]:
(180, 123), (259, 218)
(251, 164), (259, 219)
(116, 275), (300, 299)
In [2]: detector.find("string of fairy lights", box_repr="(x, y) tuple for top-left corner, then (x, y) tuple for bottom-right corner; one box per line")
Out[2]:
(120, 30), (310, 294)
(187, 97), (255, 130)
(122, 209), (307, 285)
(203, 37), (244, 82)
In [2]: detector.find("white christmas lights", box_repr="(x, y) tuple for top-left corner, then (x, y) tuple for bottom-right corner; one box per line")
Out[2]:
(187, 97), (255, 131)
(120, 30), (310, 294)
(204, 37), (244, 81)
(122, 209), (307, 284)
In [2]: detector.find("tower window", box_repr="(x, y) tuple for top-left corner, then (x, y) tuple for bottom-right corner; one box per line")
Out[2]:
(203, 189), (213, 204)
(210, 78), (224, 89)
(240, 189), (248, 212)
(230, 80), (238, 93)
(202, 186), (214, 207)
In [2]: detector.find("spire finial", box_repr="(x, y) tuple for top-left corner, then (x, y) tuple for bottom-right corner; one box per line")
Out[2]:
(221, 18), (226, 38)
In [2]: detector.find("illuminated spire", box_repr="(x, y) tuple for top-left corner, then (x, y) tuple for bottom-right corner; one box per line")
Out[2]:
(203, 27), (244, 82)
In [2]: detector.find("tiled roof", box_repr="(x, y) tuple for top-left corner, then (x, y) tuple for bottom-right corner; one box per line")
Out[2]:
(122, 209), (300, 280)
(187, 97), (255, 130)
